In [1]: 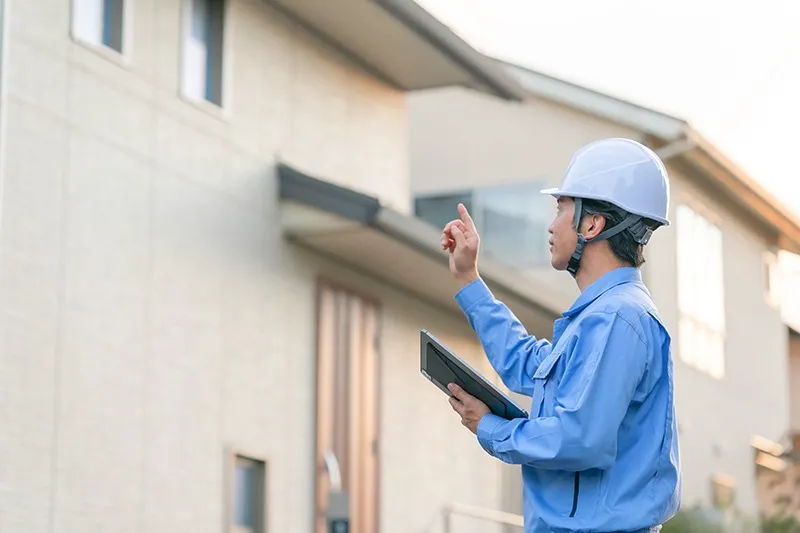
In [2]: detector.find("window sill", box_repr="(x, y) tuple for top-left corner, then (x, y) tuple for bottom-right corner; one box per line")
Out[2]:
(179, 92), (231, 122)
(71, 36), (130, 69)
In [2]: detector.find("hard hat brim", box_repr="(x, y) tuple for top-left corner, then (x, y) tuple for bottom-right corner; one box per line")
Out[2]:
(540, 187), (562, 196)
(540, 188), (670, 226)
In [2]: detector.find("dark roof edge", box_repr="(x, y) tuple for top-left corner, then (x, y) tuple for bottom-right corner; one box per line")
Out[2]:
(277, 163), (381, 224)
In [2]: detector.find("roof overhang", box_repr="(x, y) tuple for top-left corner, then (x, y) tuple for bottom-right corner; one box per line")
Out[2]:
(264, 0), (526, 100)
(499, 60), (687, 139)
(277, 163), (568, 334)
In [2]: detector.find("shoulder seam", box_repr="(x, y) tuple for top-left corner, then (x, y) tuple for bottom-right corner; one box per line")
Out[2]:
(588, 309), (648, 347)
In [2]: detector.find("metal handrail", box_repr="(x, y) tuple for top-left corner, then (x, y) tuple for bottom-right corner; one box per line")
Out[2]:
(434, 502), (524, 533)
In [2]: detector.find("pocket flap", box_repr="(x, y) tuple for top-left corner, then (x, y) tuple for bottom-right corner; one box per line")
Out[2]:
(532, 348), (563, 379)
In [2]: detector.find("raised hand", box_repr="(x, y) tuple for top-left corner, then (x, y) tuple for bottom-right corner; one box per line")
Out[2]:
(441, 203), (481, 286)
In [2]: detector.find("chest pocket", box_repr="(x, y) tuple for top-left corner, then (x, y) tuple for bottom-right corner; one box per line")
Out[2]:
(530, 348), (564, 418)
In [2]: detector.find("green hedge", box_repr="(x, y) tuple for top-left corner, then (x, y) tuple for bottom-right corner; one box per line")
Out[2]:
(661, 506), (800, 533)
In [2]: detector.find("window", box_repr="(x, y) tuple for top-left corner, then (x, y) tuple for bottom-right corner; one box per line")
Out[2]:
(182, 0), (226, 106)
(676, 204), (726, 378)
(415, 181), (551, 270)
(414, 191), (473, 235)
(764, 251), (782, 308)
(72, 0), (126, 53)
(229, 455), (266, 533)
(480, 183), (551, 268)
(781, 253), (800, 330)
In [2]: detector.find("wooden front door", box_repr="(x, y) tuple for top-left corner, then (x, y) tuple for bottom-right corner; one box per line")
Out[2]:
(314, 283), (381, 533)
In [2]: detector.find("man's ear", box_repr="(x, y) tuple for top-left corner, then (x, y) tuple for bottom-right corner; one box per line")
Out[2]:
(581, 214), (607, 239)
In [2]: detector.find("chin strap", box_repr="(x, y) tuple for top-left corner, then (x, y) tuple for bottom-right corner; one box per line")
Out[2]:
(567, 198), (651, 278)
(567, 234), (586, 278)
(567, 198), (585, 278)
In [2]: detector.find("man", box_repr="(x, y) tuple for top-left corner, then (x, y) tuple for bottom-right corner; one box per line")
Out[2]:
(441, 138), (681, 532)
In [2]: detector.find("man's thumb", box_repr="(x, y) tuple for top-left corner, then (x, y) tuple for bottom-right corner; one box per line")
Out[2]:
(451, 224), (467, 246)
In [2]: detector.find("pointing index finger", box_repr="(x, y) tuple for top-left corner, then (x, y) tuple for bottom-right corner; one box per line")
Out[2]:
(458, 203), (476, 231)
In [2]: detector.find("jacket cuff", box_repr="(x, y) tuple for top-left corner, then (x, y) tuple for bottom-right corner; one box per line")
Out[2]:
(454, 278), (493, 312)
(476, 413), (505, 455)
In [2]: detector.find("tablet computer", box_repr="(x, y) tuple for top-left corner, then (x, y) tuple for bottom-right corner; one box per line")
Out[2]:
(420, 329), (529, 420)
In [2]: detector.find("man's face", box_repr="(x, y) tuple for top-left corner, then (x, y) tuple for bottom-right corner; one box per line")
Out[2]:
(548, 197), (579, 271)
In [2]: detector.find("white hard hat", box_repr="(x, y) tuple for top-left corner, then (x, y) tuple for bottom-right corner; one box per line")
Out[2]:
(540, 138), (670, 226)
(540, 138), (671, 277)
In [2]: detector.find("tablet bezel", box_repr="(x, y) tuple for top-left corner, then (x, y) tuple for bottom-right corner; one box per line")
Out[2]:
(420, 329), (529, 420)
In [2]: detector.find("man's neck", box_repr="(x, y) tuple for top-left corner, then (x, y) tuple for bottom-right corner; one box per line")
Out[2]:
(575, 255), (630, 292)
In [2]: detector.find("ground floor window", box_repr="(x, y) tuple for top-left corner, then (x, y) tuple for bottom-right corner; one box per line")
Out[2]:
(227, 453), (266, 533)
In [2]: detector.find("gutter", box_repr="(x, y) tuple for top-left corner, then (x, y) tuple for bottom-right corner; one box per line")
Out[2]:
(654, 134), (696, 161)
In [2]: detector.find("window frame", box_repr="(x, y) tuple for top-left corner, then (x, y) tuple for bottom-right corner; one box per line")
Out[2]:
(675, 200), (727, 379)
(70, 0), (133, 64)
(179, 0), (233, 118)
(225, 447), (268, 533)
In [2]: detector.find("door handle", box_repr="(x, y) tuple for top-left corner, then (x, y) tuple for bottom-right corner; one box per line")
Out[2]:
(324, 451), (342, 492)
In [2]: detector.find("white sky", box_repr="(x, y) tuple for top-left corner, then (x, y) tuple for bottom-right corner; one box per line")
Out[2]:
(416, 0), (800, 215)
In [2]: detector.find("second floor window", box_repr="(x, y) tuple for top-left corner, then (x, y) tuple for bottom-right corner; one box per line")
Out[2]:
(676, 203), (726, 378)
(182, 0), (226, 106)
(72, 0), (126, 53)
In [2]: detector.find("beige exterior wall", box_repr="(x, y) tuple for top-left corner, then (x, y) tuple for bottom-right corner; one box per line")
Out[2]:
(0, 1), (506, 533)
(408, 86), (793, 515)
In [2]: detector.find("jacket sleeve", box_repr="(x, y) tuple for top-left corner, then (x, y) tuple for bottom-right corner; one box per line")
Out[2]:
(455, 278), (553, 397)
(475, 311), (648, 471)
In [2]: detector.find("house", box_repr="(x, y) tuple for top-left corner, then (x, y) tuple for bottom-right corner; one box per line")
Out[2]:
(0, 1), (558, 533)
(750, 254), (800, 522)
(408, 59), (800, 518)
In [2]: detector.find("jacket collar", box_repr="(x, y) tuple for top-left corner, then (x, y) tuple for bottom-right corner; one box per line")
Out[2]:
(562, 267), (643, 318)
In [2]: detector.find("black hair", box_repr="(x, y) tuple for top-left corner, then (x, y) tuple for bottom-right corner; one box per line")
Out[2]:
(580, 199), (659, 268)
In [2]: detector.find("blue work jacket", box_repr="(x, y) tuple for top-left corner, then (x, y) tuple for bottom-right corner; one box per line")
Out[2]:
(455, 267), (681, 533)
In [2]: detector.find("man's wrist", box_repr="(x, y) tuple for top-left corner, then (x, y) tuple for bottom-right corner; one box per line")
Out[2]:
(455, 270), (480, 288)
